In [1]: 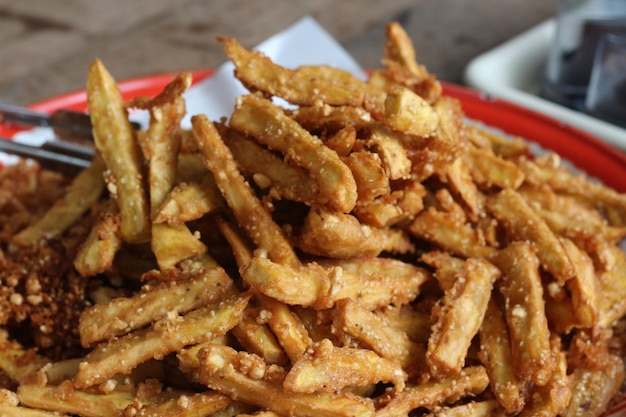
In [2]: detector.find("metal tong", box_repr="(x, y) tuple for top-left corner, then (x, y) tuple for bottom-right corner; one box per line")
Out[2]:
(0, 103), (140, 175)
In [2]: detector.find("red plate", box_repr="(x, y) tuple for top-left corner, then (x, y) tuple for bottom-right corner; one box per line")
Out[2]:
(1, 70), (625, 193)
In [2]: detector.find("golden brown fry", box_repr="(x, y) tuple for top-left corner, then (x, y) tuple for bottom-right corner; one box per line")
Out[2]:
(426, 258), (500, 377)
(221, 127), (320, 204)
(492, 242), (554, 387)
(374, 366), (490, 417)
(11, 157), (105, 247)
(384, 22), (426, 79)
(154, 175), (225, 224)
(231, 313), (288, 366)
(296, 208), (414, 259)
(375, 305), (431, 345)
(419, 251), (466, 292)
(409, 207), (497, 259)
(291, 104), (372, 133)
(425, 400), (507, 417)
(73, 204), (122, 278)
(478, 296), (527, 414)
(343, 150), (390, 203)
(486, 188), (575, 284)
(384, 87), (439, 137)
(150, 223), (208, 271)
(595, 245), (626, 327)
(560, 238), (598, 328)
(191, 114), (299, 267)
(284, 339), (406, 394)
(241, 257), (331, 309)
(318, 257), (430, 310)
(518, 336), (572, 417)
(222, 37), (365, 107)
(467, 124), (530, 158)
(86, 59), (150, 243)
(129, 391), (233, 417)
(445, 156), (482, 221)
(365, 124), (411, 181)
(229, 94), (358, 213)
(79, 266), (233, 346)
(198, 344), (376, 417)
(0, 403), (70, 417)
(17, 381), (137, 417)
(73, 293), (250, 389)
(255, 294), (313, 363)
(467, 146), (525, 189)
(332, 298), (426, 374)
(0, 333), (49, 386)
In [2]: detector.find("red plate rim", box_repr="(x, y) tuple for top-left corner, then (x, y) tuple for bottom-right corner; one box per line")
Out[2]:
(3, 69), (625, 193)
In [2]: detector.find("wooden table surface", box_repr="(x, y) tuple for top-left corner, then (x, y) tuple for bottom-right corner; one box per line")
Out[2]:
(0, 0), (559, 106)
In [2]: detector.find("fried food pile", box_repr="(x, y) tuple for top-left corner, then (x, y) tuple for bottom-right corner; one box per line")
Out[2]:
(2, 22), (626, 417)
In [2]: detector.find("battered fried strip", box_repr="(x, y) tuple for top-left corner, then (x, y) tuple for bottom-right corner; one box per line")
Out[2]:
(296, 208), (413, 259)
(560, 238), (598, 328)
(492, 242), (554, 387)
(424, 400), (507, 417)
(467, 146), (525, 189)
(130, 391), (233, 417)
(197, 344), (376, 417)
(291, 104), (372, 133)
(374, 366), (490, 417)
(0, 404), (70, 417)
(0, 335), (50, 385)
(595, 246), (626, 327)
(518, 337), (572, 417)
(426, 258), (500, 377)
(229, 94), (358, 213)
(150, 223), (208, 271)
(241, 257), (331, 309)
(409, 207), (497, 259)
(284, 339), (406, 393)
(343, 150), (390, 203)
(18, 381), (138, 417)
(445, 156), (482, 221)
(365, 124), (411, 181)
(191, 114), (299, 267)
(79, 266), (233, 346)
(73, 205), (122, 278)
(375, 305), (431, 345)
(478, 296), (526, 414)
(318, 257), (430, 310)
(256, 294), (313, 363)
(154, 175), (225, 224)
(86, 59), (150, 243)
(231, 314), (289, 366)
(221, 127), (320, 204)
(562, 351), (625, 417)
(517, 154), (626, 211)
(332, 298), (426, 374)
(221, 37), (364, 107)
(486, 188), (575, 284)
(11, 157), (105, 247)
(215, 217), (312, 364)
(384, 87), (439, 137)
(73, 293), (250, 388)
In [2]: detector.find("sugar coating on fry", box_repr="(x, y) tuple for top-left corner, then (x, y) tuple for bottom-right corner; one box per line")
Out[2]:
(86, 59), (150, 244)
(426, 258), (500, 377)
(230, 94), (358, 213)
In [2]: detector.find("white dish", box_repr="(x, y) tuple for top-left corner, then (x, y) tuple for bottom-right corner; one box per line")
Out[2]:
(463, 19), (626, 152)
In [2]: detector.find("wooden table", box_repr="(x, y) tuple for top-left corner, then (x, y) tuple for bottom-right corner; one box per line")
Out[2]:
(0, 0), (558, 106)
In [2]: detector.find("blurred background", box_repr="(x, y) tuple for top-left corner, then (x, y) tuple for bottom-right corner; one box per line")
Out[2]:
(0, 0), (559, 106)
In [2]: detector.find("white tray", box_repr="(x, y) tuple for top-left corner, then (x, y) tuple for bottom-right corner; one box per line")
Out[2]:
(463, 19), (626, 152)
